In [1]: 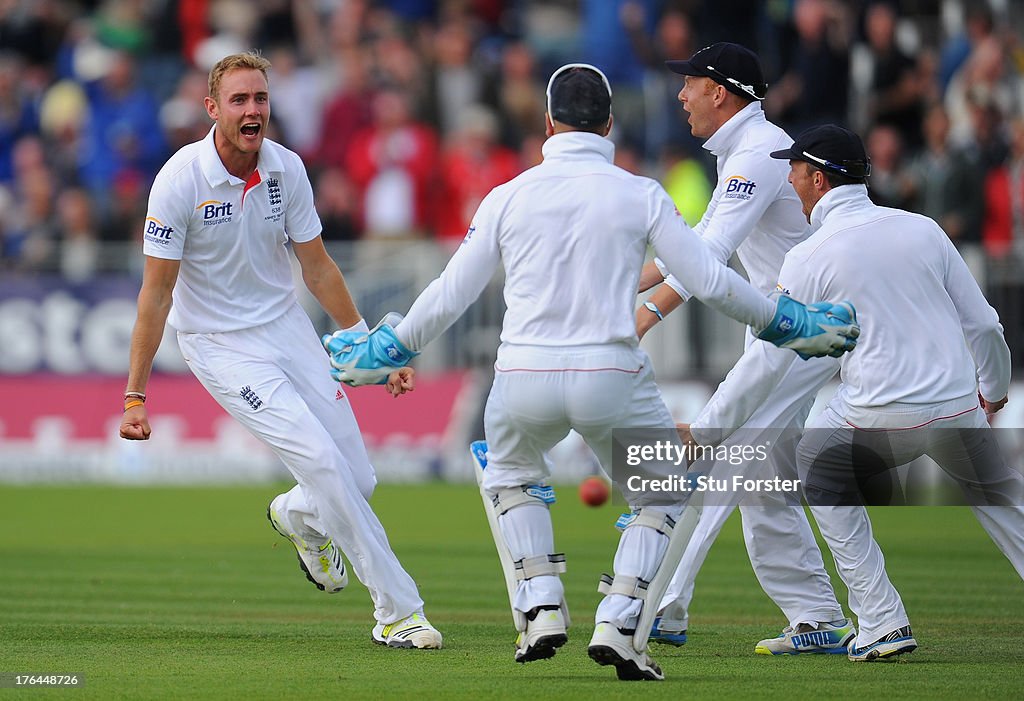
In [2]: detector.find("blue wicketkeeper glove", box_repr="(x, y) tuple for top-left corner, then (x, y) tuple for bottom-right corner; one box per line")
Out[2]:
(756, 296), (860, 359)
(322, 313), (419, 386)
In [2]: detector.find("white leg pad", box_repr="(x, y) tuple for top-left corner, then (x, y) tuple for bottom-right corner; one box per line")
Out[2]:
(470, 441), (571, 632)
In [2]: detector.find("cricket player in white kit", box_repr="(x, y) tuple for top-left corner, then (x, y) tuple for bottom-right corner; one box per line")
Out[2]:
(635, 43), (852, 653)
(119, 52), (442, 649)
(323, 64), (860, 681)
(703, 124), (1024, 661)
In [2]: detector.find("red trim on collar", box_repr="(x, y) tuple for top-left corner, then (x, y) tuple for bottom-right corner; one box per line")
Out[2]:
(241, 169), (262, 206)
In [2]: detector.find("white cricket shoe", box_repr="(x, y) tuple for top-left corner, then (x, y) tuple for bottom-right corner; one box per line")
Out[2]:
(514, 606), (568, 663)
(755, 618), (856, 655)
(847, 625), (917, 661)
(267, 495), (348, 593)
(372, 612), (443, 649)
(588, 622), (664, 681)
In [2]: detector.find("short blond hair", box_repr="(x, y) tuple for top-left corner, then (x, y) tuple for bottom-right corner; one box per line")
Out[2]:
(208, 52), (272, 100)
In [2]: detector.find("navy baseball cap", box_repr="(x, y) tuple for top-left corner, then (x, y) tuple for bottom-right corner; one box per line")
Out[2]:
(546, 63), (612, 128)
(666, 42), (767, 101)
(770, 124), (872, 180)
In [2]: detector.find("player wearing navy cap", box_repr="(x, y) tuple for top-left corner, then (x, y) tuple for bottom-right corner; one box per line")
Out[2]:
(640, 42), (855, 656)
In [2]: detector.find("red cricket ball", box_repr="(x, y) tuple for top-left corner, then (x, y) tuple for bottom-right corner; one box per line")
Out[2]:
(579, 476), (611, 507)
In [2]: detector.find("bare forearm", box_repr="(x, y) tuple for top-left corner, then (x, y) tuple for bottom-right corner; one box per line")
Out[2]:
(637, 284), (685, 339)
(304, 262), (362, 329)
(638, 261), (665, 293)
(127, 291), (172, 393)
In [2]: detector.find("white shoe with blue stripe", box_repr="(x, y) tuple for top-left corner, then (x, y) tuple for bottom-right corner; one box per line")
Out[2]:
(755, 618), (856, 655)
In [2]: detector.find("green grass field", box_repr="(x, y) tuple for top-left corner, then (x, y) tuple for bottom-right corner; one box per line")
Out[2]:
(1, 484), (1021, 700)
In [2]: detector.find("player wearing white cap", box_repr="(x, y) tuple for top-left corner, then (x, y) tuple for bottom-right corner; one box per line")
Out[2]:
(694, 123), (1024, 661)
(119, 52), (442, 649)
(323, 63), (860, 681)
(639, 42), (854, 655)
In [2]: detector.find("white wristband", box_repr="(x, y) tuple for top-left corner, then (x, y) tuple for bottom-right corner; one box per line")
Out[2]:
(341, 318), (370, 334)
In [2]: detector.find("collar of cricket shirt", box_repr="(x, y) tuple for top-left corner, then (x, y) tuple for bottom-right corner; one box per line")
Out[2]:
(810, 183), (871, 231)
(541, 130), (615, 164)
(702, 100), (765, 158)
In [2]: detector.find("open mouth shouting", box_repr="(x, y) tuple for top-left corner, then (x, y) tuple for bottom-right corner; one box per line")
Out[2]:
(240, 122), (261, 139)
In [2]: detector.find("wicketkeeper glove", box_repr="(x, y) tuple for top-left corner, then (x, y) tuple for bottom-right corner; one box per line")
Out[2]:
(322, 312), (418, 386)
(756, 296), (860, 360)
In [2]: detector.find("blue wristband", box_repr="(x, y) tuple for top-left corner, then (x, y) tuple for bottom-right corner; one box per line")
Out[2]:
(644, 300), (664, 321)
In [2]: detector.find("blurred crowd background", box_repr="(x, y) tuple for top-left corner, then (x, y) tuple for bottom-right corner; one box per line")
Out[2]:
(1, 0), (1023, 373)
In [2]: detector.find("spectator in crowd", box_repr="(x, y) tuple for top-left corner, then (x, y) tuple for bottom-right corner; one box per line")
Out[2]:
(0, 53), (39, 185)
(7, 136), (57, 271)
(436, 104), (521, 243)
(315, 166), (361, 243)
(862, 123), (912, 210)
(766, 0), (852, 134)
(906, 103), (984, 245)
(623, 6), (705, 164)
(982, 115), (1024, 367)
(346, 86), (440, 239)
(489, 41), (545, 149)
(425, 15), (482, 139)
(77, 49), (167, 205)
(946, 36), (1018, 149)
(315, 47), (376, 171)
(265, 45), (325, 159)
(983, 116), (1024, 258)
(159, 68), (214, 151)
(939, 2), (994, 92)
(55, 186), (99, 282)
(863, 1), (925, 150)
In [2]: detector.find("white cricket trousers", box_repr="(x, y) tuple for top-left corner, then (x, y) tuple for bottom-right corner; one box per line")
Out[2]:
(177, 303), (424, 624)
(482, 343), (685, 630)
(798, 395), (1024, 645)
(658, 334), (843, 632)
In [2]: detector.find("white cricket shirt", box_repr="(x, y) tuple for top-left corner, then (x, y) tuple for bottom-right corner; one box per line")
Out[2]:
(659, 101), (808, 298)
(142, 126), (321, 333)
(779, 185), (1011, 410)
(396, 131), (774, 351)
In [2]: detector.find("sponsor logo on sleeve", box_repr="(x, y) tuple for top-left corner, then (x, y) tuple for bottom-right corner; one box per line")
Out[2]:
(723, 175), (757, 201)
(196, 200), (234, 226)
(462, 225), (476, 244)
(775, 283), (791, 295)
(143, 216), (174, 245)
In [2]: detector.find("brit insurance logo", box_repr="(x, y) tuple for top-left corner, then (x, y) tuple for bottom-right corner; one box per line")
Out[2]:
(723, 175), (757, 201)
(196, 199), (234, 226)
(143, 216), (174, 245)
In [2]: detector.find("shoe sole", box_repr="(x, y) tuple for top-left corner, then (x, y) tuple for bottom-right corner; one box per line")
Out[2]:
(755, 645), (851, 655)
(849, 639), (917, 662)
(515, 633), (568, 663)
(266, 505), (344, 594)
(588, 645), (664, 681)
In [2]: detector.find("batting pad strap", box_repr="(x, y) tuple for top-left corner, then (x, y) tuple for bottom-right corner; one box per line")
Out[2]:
(492, 485), (556, 516)
(598, 573), (650, 600)
(614, 508), (676, 536)
(514, 553), (567, 581)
